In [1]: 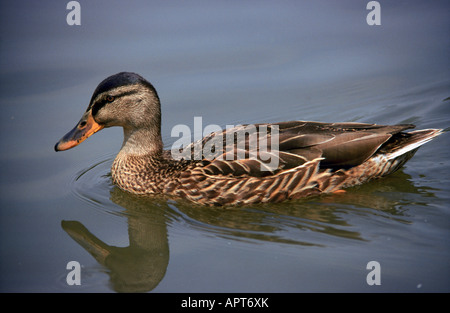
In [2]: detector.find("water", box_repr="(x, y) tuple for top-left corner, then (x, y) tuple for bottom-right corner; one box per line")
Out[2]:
(0, 1), (449, 292)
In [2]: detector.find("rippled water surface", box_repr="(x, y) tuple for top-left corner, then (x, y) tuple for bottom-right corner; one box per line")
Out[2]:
(1, 1), (449, 292)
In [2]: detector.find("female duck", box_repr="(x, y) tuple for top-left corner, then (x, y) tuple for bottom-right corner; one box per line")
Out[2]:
(55, 72), (442, 206)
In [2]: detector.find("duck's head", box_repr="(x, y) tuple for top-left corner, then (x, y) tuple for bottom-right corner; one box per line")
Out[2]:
(55, 72), (161, 152)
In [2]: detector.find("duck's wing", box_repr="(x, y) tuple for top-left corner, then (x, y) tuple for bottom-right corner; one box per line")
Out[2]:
(181, 121), (415, 177)
(275, 121), (416, 168)
(172, 121), (442, 205)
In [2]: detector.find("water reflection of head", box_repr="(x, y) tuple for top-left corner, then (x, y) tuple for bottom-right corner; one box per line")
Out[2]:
(62, 187), (169, 293)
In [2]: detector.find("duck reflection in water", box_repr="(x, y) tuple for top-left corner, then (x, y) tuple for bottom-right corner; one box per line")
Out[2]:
(61, 169), (434, 292)
(62, 187), (169, 293)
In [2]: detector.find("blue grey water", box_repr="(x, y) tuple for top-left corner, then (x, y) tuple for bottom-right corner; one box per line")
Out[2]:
(0, 1), (449, 292)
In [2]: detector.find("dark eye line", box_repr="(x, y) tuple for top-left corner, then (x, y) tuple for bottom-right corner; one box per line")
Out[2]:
(104, 90), (137, 103)
(91, 90), (137, 116)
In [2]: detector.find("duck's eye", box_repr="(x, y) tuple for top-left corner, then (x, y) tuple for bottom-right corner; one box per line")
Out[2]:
(106, 95), (115, 102)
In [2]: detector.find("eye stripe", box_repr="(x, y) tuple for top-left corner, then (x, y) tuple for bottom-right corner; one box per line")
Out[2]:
(90, 90), (137, 116)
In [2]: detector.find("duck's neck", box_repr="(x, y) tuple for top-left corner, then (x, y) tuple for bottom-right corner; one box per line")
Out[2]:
(118, 126), (163, 157)
(111, 126), (173, 194)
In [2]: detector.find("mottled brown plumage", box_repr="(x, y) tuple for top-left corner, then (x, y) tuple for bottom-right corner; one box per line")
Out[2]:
(55, 72), (443, 206)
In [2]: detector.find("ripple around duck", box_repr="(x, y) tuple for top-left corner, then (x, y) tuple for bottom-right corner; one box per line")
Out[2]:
(69, 153), (124, 217)
(65, 145), (435, 250)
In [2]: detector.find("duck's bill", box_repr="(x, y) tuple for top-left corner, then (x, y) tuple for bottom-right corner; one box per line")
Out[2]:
(54, 111), (104, 151)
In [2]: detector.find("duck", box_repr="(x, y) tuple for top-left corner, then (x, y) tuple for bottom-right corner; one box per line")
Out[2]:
(55, 72), (443, 206)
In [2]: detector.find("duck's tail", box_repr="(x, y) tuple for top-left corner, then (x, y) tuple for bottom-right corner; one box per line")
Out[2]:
(338, 128), (443, 189)
(383, 128), (443, 161)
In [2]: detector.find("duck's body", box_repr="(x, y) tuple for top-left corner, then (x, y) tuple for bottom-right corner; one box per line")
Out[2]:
(55, 72), (443, 206)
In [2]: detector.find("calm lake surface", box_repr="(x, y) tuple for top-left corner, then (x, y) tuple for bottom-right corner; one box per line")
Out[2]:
(0, 1), (449, 292)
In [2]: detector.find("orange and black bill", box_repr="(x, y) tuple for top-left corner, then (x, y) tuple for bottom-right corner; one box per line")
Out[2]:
(55, 110), (104, 151)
